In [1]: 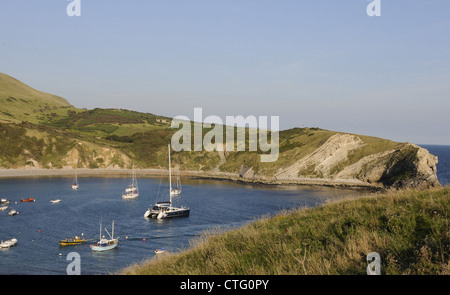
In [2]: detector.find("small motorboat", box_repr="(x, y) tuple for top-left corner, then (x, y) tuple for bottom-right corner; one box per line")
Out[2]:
(155, 248), (166, 254)
(0, 238), (18, 248)
(8, 209), (18, 216)
(59, 235), (86, 246)
(0, 205), (8, 211)
(50, 199), (61, 204)
(0, 198), (11, 205)
(20, 198), (35, 203)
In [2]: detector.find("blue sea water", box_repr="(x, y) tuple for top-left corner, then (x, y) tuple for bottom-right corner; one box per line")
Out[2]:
(0, 176), (360, 275)
(419, 145), (450, 186)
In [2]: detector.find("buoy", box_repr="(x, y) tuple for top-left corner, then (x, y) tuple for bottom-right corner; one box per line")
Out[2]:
(125, 236), (128, 239)
(38, 229), (41, 233)
(59, 253), (62, 256)
(143, 238), (146, 242)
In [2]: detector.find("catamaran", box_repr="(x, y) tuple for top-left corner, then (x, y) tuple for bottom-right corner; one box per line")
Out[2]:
(122, 164), (139, 200)
(144, 144), (190, 219)
(91, 220), (119, 252)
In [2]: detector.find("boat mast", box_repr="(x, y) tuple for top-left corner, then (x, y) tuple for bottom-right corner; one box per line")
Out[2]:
(168, 144), (172, 205)
(99, 218), (102, 241)
(132, 163), (137, 189)
(112, 220), (114, 239)
(75, 165), (78, 184)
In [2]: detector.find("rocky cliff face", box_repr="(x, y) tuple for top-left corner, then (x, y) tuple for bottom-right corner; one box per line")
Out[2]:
(229, 134), (441, 189)
(335, 142), (440, 189)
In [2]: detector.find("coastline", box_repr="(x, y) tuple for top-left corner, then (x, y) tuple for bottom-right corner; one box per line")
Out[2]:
(0, 168), (382, 190)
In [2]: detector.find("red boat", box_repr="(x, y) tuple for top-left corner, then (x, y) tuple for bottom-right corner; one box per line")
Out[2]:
(20, 198), (35, 202)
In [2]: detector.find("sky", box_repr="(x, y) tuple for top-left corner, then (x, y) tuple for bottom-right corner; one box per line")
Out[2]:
(0, 0), (449, 145)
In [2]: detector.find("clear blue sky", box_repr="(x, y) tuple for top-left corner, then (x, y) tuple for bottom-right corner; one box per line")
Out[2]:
(1, 0), (449, 144)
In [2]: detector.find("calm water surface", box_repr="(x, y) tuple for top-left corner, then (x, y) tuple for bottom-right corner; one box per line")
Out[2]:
(0, 176), (359, 275)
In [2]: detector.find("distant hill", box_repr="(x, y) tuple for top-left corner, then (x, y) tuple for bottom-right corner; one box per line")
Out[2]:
(0, 73), (441, 189)
(0, 73), (72, 123)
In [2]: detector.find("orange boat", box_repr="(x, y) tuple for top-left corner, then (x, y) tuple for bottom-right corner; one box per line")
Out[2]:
(20, 198), (35, 202)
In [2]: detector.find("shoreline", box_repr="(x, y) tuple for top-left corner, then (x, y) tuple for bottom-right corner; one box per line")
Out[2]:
(0, 168), (383, 191)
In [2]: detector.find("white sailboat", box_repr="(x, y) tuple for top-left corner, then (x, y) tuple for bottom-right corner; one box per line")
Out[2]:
(122, 163), (139, 200)
(72, 166), (79, 190)
(144, 144), (190, 219)
(170, 171), (182, 197)
(91, 220), (119, 252)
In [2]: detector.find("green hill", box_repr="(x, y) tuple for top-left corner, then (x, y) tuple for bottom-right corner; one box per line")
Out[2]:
(0, 73), (441, 189)
(121, 187), (450, 275)
(0, 73), (73, 123)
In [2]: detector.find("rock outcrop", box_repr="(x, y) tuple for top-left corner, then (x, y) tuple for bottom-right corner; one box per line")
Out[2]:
(225, 134), (441, 189)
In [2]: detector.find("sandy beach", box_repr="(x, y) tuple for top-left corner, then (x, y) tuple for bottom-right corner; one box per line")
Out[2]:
(0, 168), (381, 190)
(0, 168), (168, 178)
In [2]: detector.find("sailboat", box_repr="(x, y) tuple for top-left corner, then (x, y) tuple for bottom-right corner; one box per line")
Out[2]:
(122, 163), (139, 200)
(170, 171), (182, 197)
(91, 220), (119, 252)
(144, 144), (190, 219)
(72, 166), (79, 190)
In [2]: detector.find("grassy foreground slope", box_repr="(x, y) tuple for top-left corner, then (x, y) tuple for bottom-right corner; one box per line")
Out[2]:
(121, 187), (450, 275)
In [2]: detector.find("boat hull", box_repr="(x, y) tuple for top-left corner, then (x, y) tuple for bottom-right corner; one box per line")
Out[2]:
(0, 238), (18, 248)
(122, 193), (139, 200)
(146, 207), (190, 219)
(91, 241), (118, 252)
(59, 238), (86, 246)
(20, 198), (35, 202)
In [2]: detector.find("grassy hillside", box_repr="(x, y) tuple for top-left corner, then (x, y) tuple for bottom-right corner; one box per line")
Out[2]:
(0, 73), (439, 189)
(121, 187), (450, 275)
(0, 73), (75, 123)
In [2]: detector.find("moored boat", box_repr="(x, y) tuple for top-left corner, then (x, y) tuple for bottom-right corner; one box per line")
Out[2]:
(50, 199), (61, 204)
(0, 198), (11, 205)
(122, 164), (139, 200)
(0, 238), (18, 248)
(72, 166), (79, 190)
(91, 220), (119, 252)
(8, 209), (18, 216)
(20, 197), (35, 202)
(144, 144), (190, 219)
(155, 248), (166, 254)
(59, 235), (86, 246)
(0, 205), (8, 211)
